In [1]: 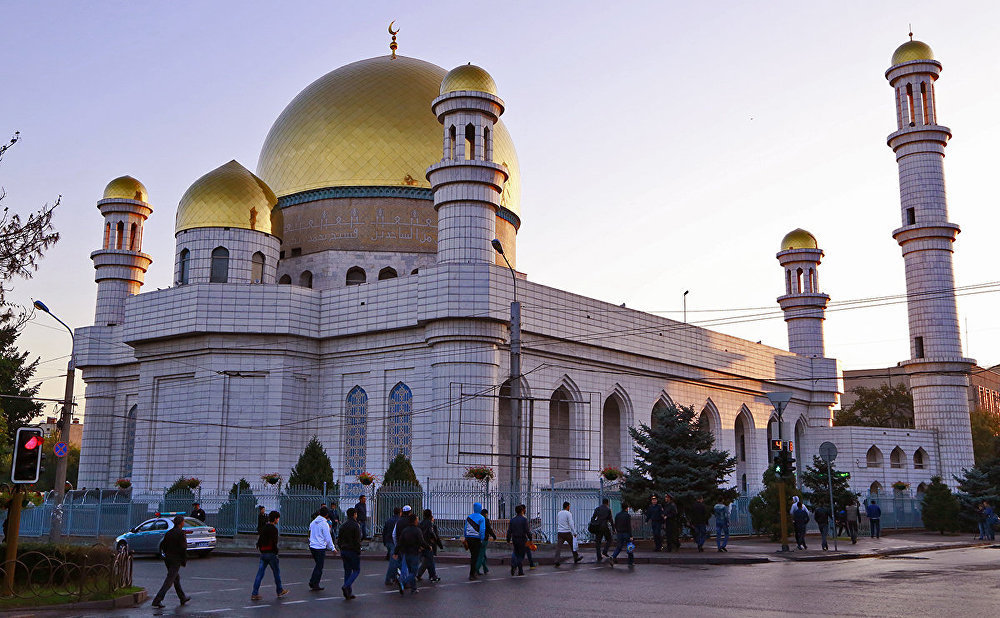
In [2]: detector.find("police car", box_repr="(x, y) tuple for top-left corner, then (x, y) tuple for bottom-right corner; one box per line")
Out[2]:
(115, 512), (216, 557)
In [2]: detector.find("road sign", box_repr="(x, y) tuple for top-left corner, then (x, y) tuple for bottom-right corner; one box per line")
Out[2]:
(53, 442), (68, 458)
(819, 441), (838, 462)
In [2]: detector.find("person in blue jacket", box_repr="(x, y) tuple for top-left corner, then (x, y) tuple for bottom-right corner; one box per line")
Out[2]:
(464, 502), (487, 580)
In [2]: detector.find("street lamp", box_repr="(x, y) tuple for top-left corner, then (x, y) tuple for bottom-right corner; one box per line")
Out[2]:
(491, 239), (522, 499)
(33, 300), (75, 543)
(766, 391), (792, 552)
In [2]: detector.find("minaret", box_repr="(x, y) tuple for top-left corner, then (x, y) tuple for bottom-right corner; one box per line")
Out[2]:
(886, 36), (974, 481)
(91, 176), (153, 326)
(777, 229), (829, 358)
(427, 64), (509, 263)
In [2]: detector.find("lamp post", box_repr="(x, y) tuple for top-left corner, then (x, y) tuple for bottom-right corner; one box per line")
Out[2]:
(491, 239), (522, 499)
(683, 290), (690, 323)
(33, 300), (75, 543)
(766, 391), (792, 552)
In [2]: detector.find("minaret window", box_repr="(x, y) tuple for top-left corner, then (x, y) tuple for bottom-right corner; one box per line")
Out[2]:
(104, 223), (111, 249)
(251, 251), (265, 284)
(378, 267), (397, 280)
(796, 268), (804, 294)
(785, 269), (792, 295)
(449, 125), (457, 160)
(178, 249), (190, 285)
(465, 123), (476, 160)
(129, 223), (138, 251)
(920, 83), (930, 125)
(346, 266), (366, 286)
(906, 83), (915, 126)
(914, 336), (925, 358)
(299, 270), (313, 288)
(483, 126), (492, 161)
(115, 221), (124, 249)
(278, 274), (291, 285)
(210, 247), (229, 283)
(906, 207), (916, 225)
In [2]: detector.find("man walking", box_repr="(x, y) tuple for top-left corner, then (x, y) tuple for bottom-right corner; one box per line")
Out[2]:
(308, 506), (337, 591)
(792, 501), (810, 550)
(394, 512), (427, 595)
(644, 495), (665, 552)
(713, 499), (730, 552)
(338, 508), (362, 600)
(151, 515), (191, 608)
(329, 500), (343, 539)
(190, 502), (206, 523)
(688, 496), (710, 552)
(845, 501), (860, 544)
(383, 506), (403, 585)
(866, 500), (882, 539)
(464, 502), (487, 580)
(589, 498), (613, 562)
(663, 494), (680, 552)
(814, 504), (831, 550)
(354, 495), (368, 539)
(506, 504), (530, 576)
(476, 507), (497, 575)
(610, 503), (634, 567)
(251, 510), (287, 600)
(554, 501), (582, 566)
(256, 505), (267, 534)
(417, 509), (443, 582)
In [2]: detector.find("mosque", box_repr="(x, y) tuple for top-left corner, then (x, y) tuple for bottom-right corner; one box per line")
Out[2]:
(74, 32), (975, 498)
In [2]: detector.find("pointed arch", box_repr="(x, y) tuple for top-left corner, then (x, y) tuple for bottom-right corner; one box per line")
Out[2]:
(870, 481), (883, 495)
(866, 445), (884, 468)
(794, 416), (807, 485)
(344, 386), (368, 483)
(913, 447), (928, 470)
(734, 405), (754, 494)
(387, 382), (413, 460)
(122, 404), (137, 478)
(890, 446), (905, 469)
(498, 375), (533, 490)
(698, 398), (722, 439)
(549, 375), (582, 483)
(651, 391), (674, 432)
(603, 384), (632, 470)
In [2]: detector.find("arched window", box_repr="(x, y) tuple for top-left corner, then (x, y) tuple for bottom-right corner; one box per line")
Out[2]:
(378, 267), (397, 280)
(122, 404), (137, 478)
(549, 386), (573, 482)
(809, 268), (817, 293)
(346, 267), (366, 286)
(299, 270), (313, 288)
(104, 222), (111, 249)
(129, 223), (138, 251)
(651, 399), (669, 433)
(795, 267), (803, 294)
(866, 445), (883, 468)
(465, 123), (476, 160)
(870, 481), (883, 495)
(210, 247), (229, 283)
(785, 269), (792, 295)
(483, 125), (492, 161)
(913, 447), (928, 470)
(387, 383), (413, 460)
(178, 249), (190, 285)
(890, 446), (905, 469)
(278, 274), (291, 284)
(251, 252), (265, 284)
(115, 221), (124, 249)
(449, 125), (457, 160)
(345, 386), (368, 484)
(410, 269), (419, 275)
(916, 482), (927, 495)
(603, 395), (624, 469)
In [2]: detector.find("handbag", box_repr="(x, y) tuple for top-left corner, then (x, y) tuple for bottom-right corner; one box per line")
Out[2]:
(572, 535), (579, 552)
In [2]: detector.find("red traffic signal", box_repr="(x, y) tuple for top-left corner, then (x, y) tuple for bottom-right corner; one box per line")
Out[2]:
(12, 427), (44, 484)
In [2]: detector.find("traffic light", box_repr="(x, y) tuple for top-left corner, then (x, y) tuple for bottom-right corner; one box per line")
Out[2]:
(785, 454), (796, 479)
(835, 471), (851, 480)
(773, 451), (787, 475)
(11, 427), (44, 484)
(770, 439), (783, 452)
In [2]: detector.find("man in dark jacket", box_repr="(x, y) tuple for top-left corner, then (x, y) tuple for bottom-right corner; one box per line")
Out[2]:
(383, 507), (401, 584)
(866, 500), (882, 539)
(644, 495), (665, 551)
(506, 504), (530, 576)
(814, 505), (831, 550)
(417, 509), (443, 581)
(610, 503), (634, 566)
(663, 494), (680, 552)
(256, 505), (267, 534)
(354, 495), (368, 539)
(792, 501), (810, 549)
(393, 513), (427, 594)
(688, 496), (710, 552)
(251, 511), (287, 600)
(338, 508), (362, 600)
(590, 498), (614, 561)
(190, 502), (206, 522)
(151, 515), (191, 608)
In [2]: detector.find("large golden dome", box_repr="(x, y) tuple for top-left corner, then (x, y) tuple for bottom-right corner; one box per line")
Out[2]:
(175, 160), (282, 238)
(891, 40), (934, 65)
(256, 55), (521, 217)
(103, 175), (148, 202)
(780, 228), (818, 251)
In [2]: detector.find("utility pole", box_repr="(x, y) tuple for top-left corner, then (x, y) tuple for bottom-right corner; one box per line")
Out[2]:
(767, 392), (792, 552)
(492, 239), (522, 499)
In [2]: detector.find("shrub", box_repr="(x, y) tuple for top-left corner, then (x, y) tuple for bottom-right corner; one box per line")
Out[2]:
(921, 476), (960, 534)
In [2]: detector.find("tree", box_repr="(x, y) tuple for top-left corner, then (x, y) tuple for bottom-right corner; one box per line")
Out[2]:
(748, 465), (801, 540)
(288, 436), (334, 491)
(799, 455), (857, 512)
(0, 132), (60, 306)
(621, 402), (738, 516)
(834, 383), (913, 428)
(970, 407), (1000, 466)
(36, 444), (79, 491)
(955, 458), (1000, 532)
(0, 310), (43, 443)
(376, 454), (422, 522)
(382, 453), (419, 485)
(921, 475), (960, 534)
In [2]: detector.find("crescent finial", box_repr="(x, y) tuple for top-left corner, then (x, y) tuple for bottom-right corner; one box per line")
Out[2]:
(388, 21), (399, 58)
(389, 21), (399, 35)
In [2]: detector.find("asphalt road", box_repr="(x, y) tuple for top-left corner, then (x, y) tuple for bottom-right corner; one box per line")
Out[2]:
(43, 546), (1000, 617)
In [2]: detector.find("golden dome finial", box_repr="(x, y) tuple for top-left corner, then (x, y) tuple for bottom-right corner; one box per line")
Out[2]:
(388, 21), (399, 59)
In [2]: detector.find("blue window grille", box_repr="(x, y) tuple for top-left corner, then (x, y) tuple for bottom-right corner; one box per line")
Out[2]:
(122, 404), (137, 478)
(387, 383), (413, 460)
(345, 386), (368, 481)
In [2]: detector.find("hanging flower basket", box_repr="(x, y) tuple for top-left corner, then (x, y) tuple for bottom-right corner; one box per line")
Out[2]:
(185, 477), (201, 490)
(600, 467), (623, 482)
(261, 473), (282, 486)
(115, 478), (132, 489)
(463, 465), (495, 482)
(892, 481), (909, 492)
(357, 472), (377, 486)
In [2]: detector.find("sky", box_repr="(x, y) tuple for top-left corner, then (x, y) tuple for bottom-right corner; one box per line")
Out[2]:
(2, 1), (999, 417)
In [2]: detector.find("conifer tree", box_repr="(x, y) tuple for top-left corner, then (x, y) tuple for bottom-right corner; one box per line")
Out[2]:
(621, 402), (738, 514)
(955, 458), (1000, 532)
(382, 453), (420, 486)
(288, 436), (335, 491)
(921, 475), (960, 534)
(800, 455), (857, 512)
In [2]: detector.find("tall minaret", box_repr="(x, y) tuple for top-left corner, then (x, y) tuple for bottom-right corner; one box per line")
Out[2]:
(886, 36), (974, 482)
(91, 176), (153, 326)
(777, 228), (829, 358)
(427, 64), (509, 264)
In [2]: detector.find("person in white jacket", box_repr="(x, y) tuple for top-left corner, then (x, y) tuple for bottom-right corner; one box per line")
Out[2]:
(554, 502), (583, 566)
(308, 507), (337, 591)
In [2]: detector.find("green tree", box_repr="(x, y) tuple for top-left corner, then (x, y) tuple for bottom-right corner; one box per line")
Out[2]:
(376, 454), (422, 523)
(955, 457), (1000, 532)
(834, 383), (913, 428)
(621, 402), (738, 516)
(970, 407), (1000, 466)
(0, 311), (43, 443)
(799, 455), (857, 512)
(382, 453), (419, 485)
(288, 436), (335, 491)
(921, 475), (960, 534)
(748, 465), (801, 540)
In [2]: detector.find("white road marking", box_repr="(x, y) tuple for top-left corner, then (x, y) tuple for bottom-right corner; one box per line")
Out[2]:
(192, 576), (239, 581)
(284, 600), (307, 604)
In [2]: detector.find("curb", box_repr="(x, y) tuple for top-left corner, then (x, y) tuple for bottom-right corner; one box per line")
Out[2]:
(0, 589), (147, 612)
(775, 540), (991, 562)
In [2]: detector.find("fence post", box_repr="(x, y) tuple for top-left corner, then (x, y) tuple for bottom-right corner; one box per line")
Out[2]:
(97, 490), (103, 538)
(323, 482), (327, 505)
(426, 477), (431, 512)
(550, 476), (555, 543)
(235, 483), (241, 536)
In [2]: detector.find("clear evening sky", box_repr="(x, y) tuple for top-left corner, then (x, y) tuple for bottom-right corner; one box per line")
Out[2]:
(2, 1), (998, 416)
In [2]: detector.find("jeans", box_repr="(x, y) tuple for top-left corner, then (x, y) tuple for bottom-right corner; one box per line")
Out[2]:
(341, 550), (360, 590)
(252, 553), (282, 595)
(467, 538), (482, 577)
(511, 539), (526, 571)
(715, 524), (729, 549)
(870, 519), (881, 538)
(399, 552), (420, 590)
(153, 558), (185, 603)
(417, 548), (437, 578)
(611, 532), (633, 564)
(794, 525), (807, 548)
(359, 520), (368, 539)
(693, 524), (707, 548)
(384, 542), (400, 584)
(526, 545), (535, 567)
(650, 523), (663, 550)
(818, 523), (829, 548)
(476, 540), (490, 573)
(309, 548), (326, 587)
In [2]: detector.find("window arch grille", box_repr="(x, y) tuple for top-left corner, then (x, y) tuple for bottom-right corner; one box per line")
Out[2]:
(345, 386), (368, 481)
(122, 404), (137, 478)
(251, 252), (265, 283)
(387, 383), (413, 460)
(178, 249), (190, 285)
(210, 247), (229, 283)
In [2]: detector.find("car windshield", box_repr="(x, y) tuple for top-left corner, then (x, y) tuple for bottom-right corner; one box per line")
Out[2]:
(183, 518), (208, 528)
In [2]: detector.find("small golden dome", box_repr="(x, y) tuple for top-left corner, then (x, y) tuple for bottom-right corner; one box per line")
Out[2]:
(103, 175), (148, 202)
(891, 40), (934, 65)
(440, 63), (498, 96)
(175, 160), (281, 238)
(780, 228), (818, 251)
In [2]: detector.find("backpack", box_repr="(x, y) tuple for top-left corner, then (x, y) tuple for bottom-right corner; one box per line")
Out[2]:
(588, 512), (601, 535)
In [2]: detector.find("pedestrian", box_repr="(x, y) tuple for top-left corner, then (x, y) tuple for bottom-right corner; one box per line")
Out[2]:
(609, 502), (634, 567)
(792, 501), (810, 550)
(308, 506), (337, 591)
(845, 501), (860, 544)
(554, 501), (582, 566)
(866, 499), (882, 539)
(713, 499), (730, 552)
(464, 502), (487, 580)
(835, 507), (847, 538)
(525, 514), (538, 569)
(644, 495), (665, 551)
(251, 510), (287, 601)
(256, 505), (267, 535)
(976, 501), (987, 540)
(475, 507), (497, 575)
(589, 498), (614, 562)
(329, 500), (343, 539)
(354, 495), (368, 539)
(190, 502), (206, 523)
(338, 507), (362, 600)
(506, 503), (530, 576)
(688, 496), (710, 552)
(384, 506), (403, 585)
(814, 504), (831, 550)
(151, 515), (192, 608)
(790, 495), (811, 518)
(985, 501), (997, 541)
(394, 512), (427, 595)
(417, 509), (443, 582)
(663, 494), (680, 552)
